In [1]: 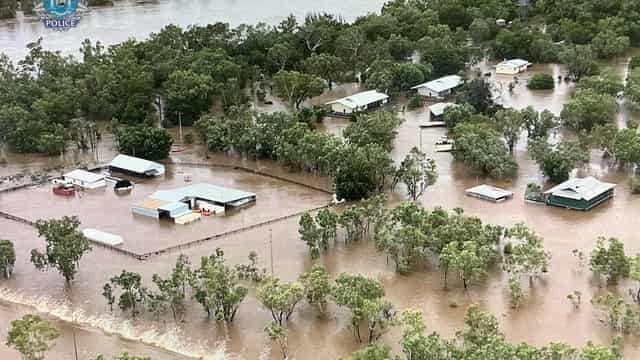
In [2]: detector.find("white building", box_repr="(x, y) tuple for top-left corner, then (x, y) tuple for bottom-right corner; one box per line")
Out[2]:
(109, 154), (165, 177)
(496, 59), (531, 75)
(326, 90), (389, 115)
(63, 169), (106, 189)
(411, 75), (464, 99)
(429, 102), (457, 120)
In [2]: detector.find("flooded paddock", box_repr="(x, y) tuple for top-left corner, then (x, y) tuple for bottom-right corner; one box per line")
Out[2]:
(0, 164), (330, 254)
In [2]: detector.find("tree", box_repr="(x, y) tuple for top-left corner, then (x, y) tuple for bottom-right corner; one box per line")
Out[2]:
(578, 71), (624, 97)
(265, 322), (288, 360)
(31, 216), (91, 284)
(503, 223), (551, 280)
(630, 255), (640, 303)
(299, 212), (321, 258)
(331, 273), (387, 343)
(0, 239), (16, 279)
(151, 255), (192, 321)
(490, 108), (526, 154)
(272, 70), (325, 109)
(446, 241), (486, 289)
(395, 147), (437, 201)
(455, 79), (495, 114)
(191, 249), (247, 322)
(335, 143), (395, 201)
(627, 67), (640, 109)
(559, 45), (600, 80)
(316, 209), (338, 251)
(96, 353), (150, 360)
(527, 73), (555, 90)
(350, 343), (393, 360)
(528, 139), (589, 184)
(344, 110), (401, 151)
(612, 128), (640, 167)
(399, 309), (450, 360)
(592, 30), (630, 59)
(304, 53), (345, 90)
(590, 237), (630, 285)
(107, 270), (146, 318)
(442, 103), (475, 129)
(522, 107), (558, 140)
(115, 125), (173, 161)
(164, 69), (213, 125)
(257, 277), (304, 326)
(6, 315), (59, 360)
(452, 122), (518, 178)
(561, 89), (617, 132)
(299, 264), (331, 313)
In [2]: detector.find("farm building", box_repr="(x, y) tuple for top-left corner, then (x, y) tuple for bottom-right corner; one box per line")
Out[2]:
(132, 183), (256, 222)
(465, 184), (513, 203)
(325, 90), (389, 115)
(109, 154), (165, 177)
(496, 59), (531, 75)
(544, 177), (615, 211)
(411, 75), (463, 99)
(63, 169), (106, 189)
(429, 102), (456, 120)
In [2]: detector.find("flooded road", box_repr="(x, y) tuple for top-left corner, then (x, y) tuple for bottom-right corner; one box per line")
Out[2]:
(0, 0), (385, 62)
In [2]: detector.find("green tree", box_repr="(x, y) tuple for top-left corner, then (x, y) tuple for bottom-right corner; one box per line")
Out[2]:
(612, 128), (640, 167)
(191, 249), (247, 322)
(335, 143), (395, 201)
(151, 255), (192, 321)
(528, 139), (589, 184)
(577, 71), (624, 97)
(299, 212), (321, 258)
(590, 237), (630, 285)
(31, 216), (91, 284)
(350, 343), (393, 360)
(6, 314), (59, 360)
(491, 108), (526, 154)
(522, 107), (558, 140)
(304, 53), (345, 90)
(299, 264), (331, 313)
(527, 73), (555, 90)
(316, 209), (338, 251)
(630, 255), (640, 303)
(592, 30), (630, 59)
(107, 270), (146, 318)
(165, 69), (213, 125)
(272, 70), (325, 109)
(265, 322), (288, 360)
(559, 45), (600, 80)
(395, 147), (437, 201)
(561, 89), (617, 132)
(452, 122), (518, 178)
(0, 239), (16, 279)
(627, 67), (640, 109)
(447, 241), (487, 289)
(257, 277), (304, 326)
(455, 79), (494, 114)
(96, 353), (150, 360)
(503, 223), (551, 280)
(115, 125), (173, 161)
(344, 110), (401, 151)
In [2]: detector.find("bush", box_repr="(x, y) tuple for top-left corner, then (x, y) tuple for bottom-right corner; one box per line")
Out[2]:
(630, 56), (640, 70)
(115, 125), (173, 160)
(407, 95), (423, 110)
(630, 176), (640, 194)
(527, 73), (555, 90)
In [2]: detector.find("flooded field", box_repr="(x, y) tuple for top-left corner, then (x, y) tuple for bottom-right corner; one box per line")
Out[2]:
(0, 165), (330, 254)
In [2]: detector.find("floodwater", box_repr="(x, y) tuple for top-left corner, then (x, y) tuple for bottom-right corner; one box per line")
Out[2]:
(1, 2), (640, 357)
(0, 0), (386, 62)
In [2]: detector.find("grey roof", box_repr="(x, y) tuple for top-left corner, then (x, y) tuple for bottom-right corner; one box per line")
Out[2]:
(151, 183), (256, 205)
(326, 90), (389, 109)
(429, 102), (456, 117)
(465, 184), (513, 200)
(64, 169), (104, 183)
(497, 59), (530, 68)
(544, 177), (616, 201)
(411, 75), (463, 93)
(109, 154), (165, 175)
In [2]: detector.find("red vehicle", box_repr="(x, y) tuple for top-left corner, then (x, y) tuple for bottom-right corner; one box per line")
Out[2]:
(53, 184), (75, 196)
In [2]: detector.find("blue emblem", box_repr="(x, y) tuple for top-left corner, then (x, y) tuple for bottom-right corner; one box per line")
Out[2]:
(36, 0), (88, 31)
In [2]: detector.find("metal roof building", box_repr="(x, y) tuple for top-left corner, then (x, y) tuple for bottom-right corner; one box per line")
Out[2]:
(544, 177), (615, 211)
(63, 169), (106, 189)
(109, 154), (165, 177)
(429, 102), (457, 118)
(465, 184), (514, 203)
(326, 90), (389, 115)
(496, 59), (531, 75)
(411, 75), (463, 99)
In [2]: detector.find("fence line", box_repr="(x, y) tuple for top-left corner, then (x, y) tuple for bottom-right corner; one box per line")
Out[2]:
(165, 160), (333, 194)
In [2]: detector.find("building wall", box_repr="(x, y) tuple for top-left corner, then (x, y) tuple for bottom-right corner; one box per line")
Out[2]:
(496, 64), (526, 75)
(547, 196), (588, 210)
(330, 103), (355, 114)
(132, 206), (160, 218)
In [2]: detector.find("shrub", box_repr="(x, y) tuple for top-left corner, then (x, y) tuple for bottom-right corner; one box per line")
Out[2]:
(631, 56), (640, 70)
(527, 73), (555, 90)
(407, 94), (423, 109)
(630, 176), (640, 194)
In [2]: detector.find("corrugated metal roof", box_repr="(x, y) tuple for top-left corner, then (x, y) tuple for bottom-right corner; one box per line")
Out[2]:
(544, 177), (616, 201)
(151, 183), (256, 205)
(497, 59), (530, 68)
(411, 75), (463, 93)
(64, 169), (104, 183)
(326, 90), (389, 109)
(109, 154), (165, 175)
(429, 102), (456, 117)
(465, 184), (513, 200)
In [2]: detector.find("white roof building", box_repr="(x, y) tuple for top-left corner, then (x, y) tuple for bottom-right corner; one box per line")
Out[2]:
(326, 90), (389, 115)
(465, 184), (514, 203)
(109, 154), (165, 177)
(496, 59), (531, 75)
(63, 169), (106, 189)
(429, 102), (457, 118)
(544, 176), (616, 211)
(411, 75), (464, 99)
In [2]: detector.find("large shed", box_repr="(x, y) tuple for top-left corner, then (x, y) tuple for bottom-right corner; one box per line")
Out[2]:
(326, 90), (389, 115)
(496, 59), (531, 75)
(411, 75), (463, 99)
(544, 177), (615, 211)
(63, 169), (106, 189)
(109, 154), (165, 177)
(465, 184), (513, 203)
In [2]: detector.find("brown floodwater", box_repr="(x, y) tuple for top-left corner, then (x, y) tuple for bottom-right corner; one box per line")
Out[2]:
(2, 3), (640, 356)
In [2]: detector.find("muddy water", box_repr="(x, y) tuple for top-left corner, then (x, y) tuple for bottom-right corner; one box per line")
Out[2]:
(0, 0), (385, 62)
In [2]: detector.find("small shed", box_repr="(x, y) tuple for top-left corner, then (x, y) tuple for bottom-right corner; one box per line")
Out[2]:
(465, 184), (514, 203)
(326, 90), (389, 116)
(63, 169), (106, 189)
(82, 228), (124, 246)
(429, 102), (456, 120)
(496, 59), (531, 75)
(109, 154), (165, 177)
(411, 75), (464, 99)
(544, 177), (615, 211)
